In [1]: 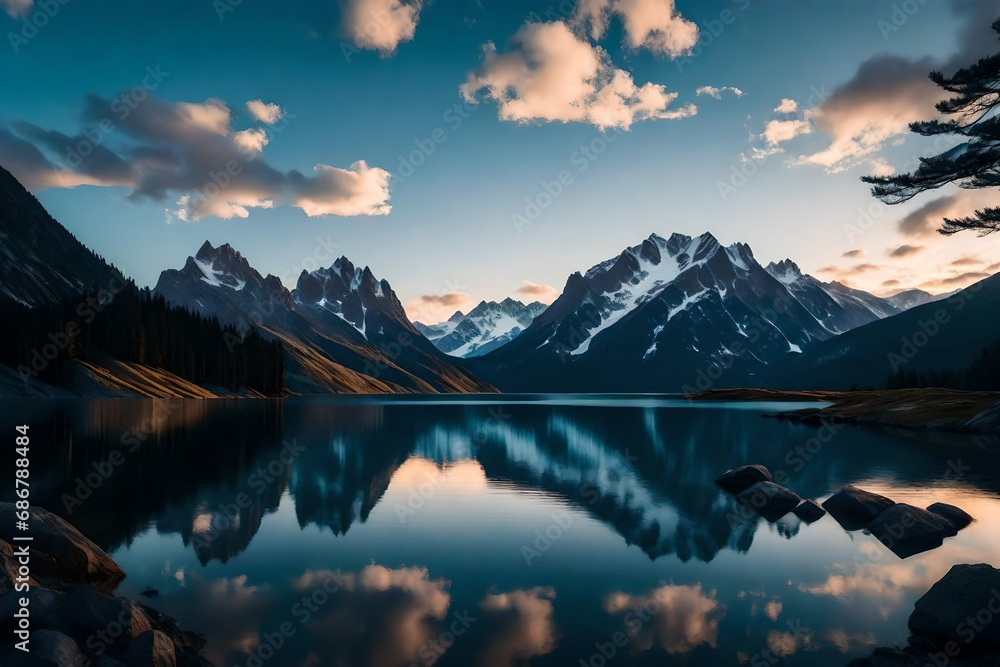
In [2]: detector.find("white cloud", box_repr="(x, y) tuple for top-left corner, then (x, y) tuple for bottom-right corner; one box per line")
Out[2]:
(246, 100), (285, 125)
(460, 22), (696, 130)
(696, 85), (745, 100)
(573, 0), (699, 57)
(341, 0), (421, 54)
(774, 98), (798, 114)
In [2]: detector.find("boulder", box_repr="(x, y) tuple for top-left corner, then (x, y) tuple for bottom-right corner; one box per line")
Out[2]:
(909, 564), (1000, 651)
(822, 486), (895, 530)
(927, 503), (974, 531)
(0, 630), (84, 666)
(792, 499), (826, 523)
(0, 588), (63, 636)
(0, 503), (124, 591)
(737, 481), (801, 522)
(55, 586), (153, 653)
(867, 504), (956, 558)
(123, 629), (177, 667)
(715, 464), (773, 493)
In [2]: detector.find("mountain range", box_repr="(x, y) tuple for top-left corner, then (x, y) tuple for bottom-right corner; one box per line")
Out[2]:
(467, 232), (903, 391)
(414, 298), (547, 358)
(1, 165), (997, 396)
(153, 242), (492, 394)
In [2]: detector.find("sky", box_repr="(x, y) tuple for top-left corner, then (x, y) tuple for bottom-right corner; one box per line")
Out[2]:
(2, 0), (999, 324)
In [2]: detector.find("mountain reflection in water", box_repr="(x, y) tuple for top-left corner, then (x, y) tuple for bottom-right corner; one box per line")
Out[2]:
(3, 397), (998, 667)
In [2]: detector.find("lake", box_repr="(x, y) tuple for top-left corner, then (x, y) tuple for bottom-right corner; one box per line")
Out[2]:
(3, 397), (999, 667)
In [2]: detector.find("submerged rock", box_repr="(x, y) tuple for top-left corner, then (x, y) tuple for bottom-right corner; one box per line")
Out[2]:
(867, 504), (957, 558)
(715, 464), (773, 493)
(927, 502), (974, 531)
(792, 499), (826, 523)
(822, 486), (895, 530)
(909, 564), (1000, 652)
(737, 481), (801, 522)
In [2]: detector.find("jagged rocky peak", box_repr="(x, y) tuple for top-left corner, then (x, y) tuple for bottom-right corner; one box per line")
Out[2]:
(186, 240), (260, 290)
(290, 254), (414, 340)
(766, 259), (804, 285)
(295, 256), (392, 301)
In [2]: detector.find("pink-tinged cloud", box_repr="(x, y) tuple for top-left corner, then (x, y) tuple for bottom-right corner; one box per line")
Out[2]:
(1, 0), (32, 17)
(604, 584), (725, 655)
(246, 100), (285, 125)
(514, 281), (559, 304)
(919, 271), (989, 290)
(762, 118), (812, 146)
(340, 0), (422, 54)
(897, 191), (996, 238)
(0, 96), (392, 222)
(794, 0), (999, 173)
(886, 244), (924, 258)
(404, 291), (472, 324)
(478, 587), (559, 667)
(572, 0), (699, 57)
(460, 21), (696, 130)
(773, 98), (798, 114)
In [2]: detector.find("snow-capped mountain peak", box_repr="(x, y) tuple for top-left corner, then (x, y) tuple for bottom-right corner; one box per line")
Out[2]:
(765, 259), (804, 285)
(416, 298), (549, 358)
(292, 257), (411, 340)
(468, 230), (903, 392)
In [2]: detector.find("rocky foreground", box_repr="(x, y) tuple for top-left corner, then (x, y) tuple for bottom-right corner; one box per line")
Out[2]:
(686, 388), (1000, 434)
(0, 502), (212, 666)
(850, 563), (1000, 666)
(715, 465), (1000, 665)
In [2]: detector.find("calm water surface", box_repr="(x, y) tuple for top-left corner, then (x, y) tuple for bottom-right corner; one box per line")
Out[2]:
(3, 396), (999, 667)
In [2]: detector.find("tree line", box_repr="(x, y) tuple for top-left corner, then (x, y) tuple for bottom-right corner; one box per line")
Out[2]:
(885, 340), (1000, 391)
(0, 283), (285, 395)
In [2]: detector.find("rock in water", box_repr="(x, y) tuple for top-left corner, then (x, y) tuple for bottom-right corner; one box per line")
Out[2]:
(737, 481), (801, 522)
(822, 486), (895, 530)
(927, 502), (974, 531)
(715, 464), (773, 493)
(792, 499), (826, 523)
(867, 504), (956, 558)
(909, 564), (1000, 651)
(0, 502), (124, 591)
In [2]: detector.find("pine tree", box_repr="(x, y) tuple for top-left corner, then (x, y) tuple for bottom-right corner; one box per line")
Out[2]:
(862, 18), (1000, 235)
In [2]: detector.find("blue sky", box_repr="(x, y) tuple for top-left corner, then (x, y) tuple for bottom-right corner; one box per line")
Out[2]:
(2, 0), (999, 323)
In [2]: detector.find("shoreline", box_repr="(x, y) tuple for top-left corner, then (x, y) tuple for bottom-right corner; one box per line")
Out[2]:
(685, 388), (1000, 434)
